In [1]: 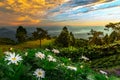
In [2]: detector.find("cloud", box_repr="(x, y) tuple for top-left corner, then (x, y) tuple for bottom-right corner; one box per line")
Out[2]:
(0, 0), (119, 27)
(47, 0), (119, 21)
(0, 0), (65, 26)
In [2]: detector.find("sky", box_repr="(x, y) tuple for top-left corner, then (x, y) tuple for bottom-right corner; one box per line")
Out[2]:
(0, 0), (120, 27)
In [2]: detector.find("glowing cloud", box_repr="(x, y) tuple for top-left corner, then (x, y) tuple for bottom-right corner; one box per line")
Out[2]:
(0, 0), (120, 27)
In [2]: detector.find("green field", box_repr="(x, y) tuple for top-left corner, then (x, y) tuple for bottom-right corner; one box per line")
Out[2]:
(0, 39), (54, 51)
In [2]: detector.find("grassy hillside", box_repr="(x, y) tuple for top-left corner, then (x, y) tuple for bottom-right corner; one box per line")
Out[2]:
(0, 39), (54, 51)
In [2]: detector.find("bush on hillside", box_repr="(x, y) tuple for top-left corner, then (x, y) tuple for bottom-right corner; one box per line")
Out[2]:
(0, 38), (16, 45)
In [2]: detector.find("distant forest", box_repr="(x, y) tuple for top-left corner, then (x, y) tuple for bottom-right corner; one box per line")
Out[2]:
(0, 22), (120, 47)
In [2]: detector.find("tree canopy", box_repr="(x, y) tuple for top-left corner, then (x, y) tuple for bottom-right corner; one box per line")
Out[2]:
(16, 26), (27, 43)
(55, 26), (75, 47)
(32, 28), (49, 47)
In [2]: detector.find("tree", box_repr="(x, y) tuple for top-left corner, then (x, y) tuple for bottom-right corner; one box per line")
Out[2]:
(88, 29), (103, 45)
(69, 32), (75, 46)
(55, 26), (75, 47)
(105, 22), (120, 41)
(103, 34), (109, 44)
(16, 26), (27, 43)
(32, 28), (49, 47)
(109, 31), (117, 43)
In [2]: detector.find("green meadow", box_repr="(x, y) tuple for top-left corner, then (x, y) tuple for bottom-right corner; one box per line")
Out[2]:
(1, 23), (120, 79)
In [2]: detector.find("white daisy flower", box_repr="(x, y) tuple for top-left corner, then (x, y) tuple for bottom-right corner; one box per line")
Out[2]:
(81, 56), (89, 61)
(4, 51), (12, 55)
(100, 70), (107, 75)
(5, 52), (23, 65)
(52, 48), (60, 54)
(45, 48), (50, 51)
(35, 52), (45, 60)
(33, 68), (45, 79)
(67, 66), (77, 71)
(47, 55), (56, 62)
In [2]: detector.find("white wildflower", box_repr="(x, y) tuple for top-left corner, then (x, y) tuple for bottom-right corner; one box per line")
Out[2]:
(47, 55), (56, 62)
(4, 51), (12, 55)
(35, 52), (45, 60)
(80, 65), (84, 69)
(9, 47), (13, 51)
(100, 70), (107, 75)
(45, 48), (50, 51)
(52, 48), (60, 54)
(68, 58), (71, 61)
(25, 52), (28, 56)
(81, 56), (89, 61)
(33, 68), (45, 79)
(67, 66), (77, 71)
(61, 63), (65, 66)
(5, 52), (22, 65)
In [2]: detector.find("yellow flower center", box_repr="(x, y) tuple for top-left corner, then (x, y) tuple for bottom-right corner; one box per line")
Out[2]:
(12, 57), (16, 61)
(38, 71), (42, 76)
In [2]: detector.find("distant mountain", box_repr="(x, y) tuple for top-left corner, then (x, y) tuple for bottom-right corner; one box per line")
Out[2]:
(0, 28), (16, 41)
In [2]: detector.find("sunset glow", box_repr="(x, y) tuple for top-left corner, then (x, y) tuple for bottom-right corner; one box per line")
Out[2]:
(0, 0), (120, 27)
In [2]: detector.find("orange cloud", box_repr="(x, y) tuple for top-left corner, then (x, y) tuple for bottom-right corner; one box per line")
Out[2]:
(1, 0), (65, 16)
(0, 0), (66, 26)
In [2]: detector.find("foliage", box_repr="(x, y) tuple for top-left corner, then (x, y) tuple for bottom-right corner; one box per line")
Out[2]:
(0, 39), (54, 51)
(16, 26), (27, 43)
(0, 48), (119, 80)
(0, 38), (16, 45)
(75, 39), (88, 47)
(32, 28), (50, 47)
(88, 29), (104, 45)
(105, 22), (120, 41)
(55, 26), (75, 47)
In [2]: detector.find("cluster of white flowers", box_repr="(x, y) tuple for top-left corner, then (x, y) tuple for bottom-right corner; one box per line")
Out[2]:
(4, 49), (81, 79)
(67, 66), (77, 71)
(35, 52), (45, 60)
(35, 52), (57, 62)
(48, 55), (56, 62)
(4, 52), (23, 65)
(81, 56), (89, 61)
(45, 48), (60, 54)
(33, 68), (45, 79)
(52, 48), (60, 54)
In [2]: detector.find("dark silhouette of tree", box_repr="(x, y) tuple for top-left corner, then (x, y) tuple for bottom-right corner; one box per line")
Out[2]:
(32, 28), (49, 47)
(16, 26), (27, 43)
(88, 29), (103, 45)
(109, 31), (117, 43)
(105, 22), (120, 41)
(69, 32), (75, 46)
(56, 26), (70, 47)
(105, 22), (120, 31)
(55, 26), (75, 47)
(103, 34), (109, 44)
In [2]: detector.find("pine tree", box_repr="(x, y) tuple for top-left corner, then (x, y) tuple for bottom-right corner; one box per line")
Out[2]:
(16, 26), (27, 43)
(56, 26), (75, 47)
